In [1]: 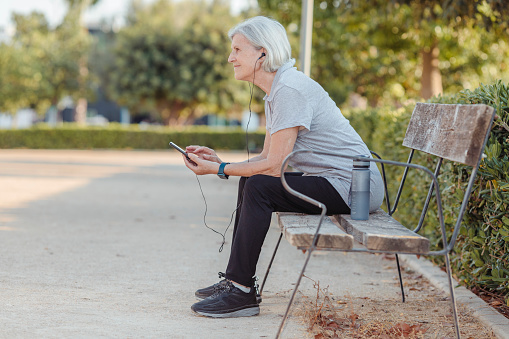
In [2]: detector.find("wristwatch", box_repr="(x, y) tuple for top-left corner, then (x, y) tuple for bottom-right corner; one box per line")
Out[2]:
(217, 162), (230, 180)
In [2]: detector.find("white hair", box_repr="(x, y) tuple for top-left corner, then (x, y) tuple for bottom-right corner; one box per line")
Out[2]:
(228, 16), (293, 73)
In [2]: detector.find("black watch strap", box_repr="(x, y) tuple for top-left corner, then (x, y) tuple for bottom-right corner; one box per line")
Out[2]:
(217, 162), (230, 179)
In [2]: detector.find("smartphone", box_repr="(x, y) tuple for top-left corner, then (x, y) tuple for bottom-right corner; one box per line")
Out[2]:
(169, 142), (197, 165)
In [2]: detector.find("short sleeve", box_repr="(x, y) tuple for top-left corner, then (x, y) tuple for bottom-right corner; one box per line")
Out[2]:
(268, 86), (312, 135)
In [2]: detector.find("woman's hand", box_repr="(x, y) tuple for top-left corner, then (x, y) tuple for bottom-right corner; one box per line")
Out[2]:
(186, 145), (222, 164)
(183, 153), (220, 175)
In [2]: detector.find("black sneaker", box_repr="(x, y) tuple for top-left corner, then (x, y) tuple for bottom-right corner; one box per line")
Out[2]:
(195, 272), (228, 300)
(191, 281), (260, 318)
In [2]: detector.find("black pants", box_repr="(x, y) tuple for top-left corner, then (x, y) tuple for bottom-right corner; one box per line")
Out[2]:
(225, 173), (350, 287)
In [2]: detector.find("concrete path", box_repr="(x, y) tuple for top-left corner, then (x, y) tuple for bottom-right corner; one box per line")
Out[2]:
(0, 150), (504, 338)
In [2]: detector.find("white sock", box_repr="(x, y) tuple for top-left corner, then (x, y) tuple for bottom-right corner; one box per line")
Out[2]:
(231, 281), (250, 293)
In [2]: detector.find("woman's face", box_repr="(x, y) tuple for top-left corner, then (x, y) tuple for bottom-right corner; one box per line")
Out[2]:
(228, 34), (263, 82)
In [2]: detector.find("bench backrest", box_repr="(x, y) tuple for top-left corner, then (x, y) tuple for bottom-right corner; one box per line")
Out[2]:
(392, 102), (495, 252)
(402, 103), (494, 166)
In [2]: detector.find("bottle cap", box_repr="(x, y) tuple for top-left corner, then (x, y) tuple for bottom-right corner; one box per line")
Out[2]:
(353, 154), (370, 168)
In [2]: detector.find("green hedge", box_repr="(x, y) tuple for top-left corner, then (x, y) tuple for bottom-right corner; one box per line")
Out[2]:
(443, 81), (509, 300)
(0, 124), (266, 151)
(343, 80), (509, 305)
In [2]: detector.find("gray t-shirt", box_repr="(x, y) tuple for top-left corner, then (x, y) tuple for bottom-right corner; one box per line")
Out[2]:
(264, 60), (384, 211)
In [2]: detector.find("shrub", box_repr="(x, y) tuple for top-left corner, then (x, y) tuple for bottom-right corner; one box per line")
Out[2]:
(442, 81), (509, 300)
(0, 124), (266, 151)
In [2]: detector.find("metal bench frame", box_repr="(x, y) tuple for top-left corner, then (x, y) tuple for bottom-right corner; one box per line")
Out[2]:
(259, 103), (495, 339)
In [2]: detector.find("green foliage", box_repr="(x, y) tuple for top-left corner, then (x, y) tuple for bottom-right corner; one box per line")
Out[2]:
(0, 9), (93, 115)
(0, 43), (24, 113)
(0, 1), (105, 116)
(0, 124), (265, 151)
(257, 0), (509, 106)
(107, 0), (247, 125)
(442, 81), (509, 298)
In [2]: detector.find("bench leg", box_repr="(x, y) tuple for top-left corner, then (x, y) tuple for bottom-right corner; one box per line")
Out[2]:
(259, 232), (283, 296)
(395, 254), (405, 303)
(445, 252), (461, 339)
(276, 242), (317, 338)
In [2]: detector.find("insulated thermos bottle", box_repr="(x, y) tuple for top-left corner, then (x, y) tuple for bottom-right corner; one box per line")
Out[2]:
(351, 155), (370, 220)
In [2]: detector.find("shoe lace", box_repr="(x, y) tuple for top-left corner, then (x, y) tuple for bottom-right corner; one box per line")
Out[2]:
(209, 272), (227, 294)
(210, 280), (234, 299)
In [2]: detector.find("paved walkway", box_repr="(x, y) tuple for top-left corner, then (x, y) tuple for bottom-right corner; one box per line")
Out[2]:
(0, 150), (506, 338)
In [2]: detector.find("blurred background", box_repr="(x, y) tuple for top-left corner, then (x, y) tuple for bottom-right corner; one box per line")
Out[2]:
(1, 0), (508, 314)
(0, 0), (507, 130)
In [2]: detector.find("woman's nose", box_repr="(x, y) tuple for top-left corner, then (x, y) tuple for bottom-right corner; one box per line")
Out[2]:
(228, 52), (235, 63)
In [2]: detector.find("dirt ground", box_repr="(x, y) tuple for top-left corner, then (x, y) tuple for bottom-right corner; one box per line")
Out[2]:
(293, 260), (497, 339)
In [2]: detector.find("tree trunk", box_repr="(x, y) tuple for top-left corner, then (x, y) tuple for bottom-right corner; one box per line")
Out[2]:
(74, 98), (87, 124)
(420, 42), (443, 100)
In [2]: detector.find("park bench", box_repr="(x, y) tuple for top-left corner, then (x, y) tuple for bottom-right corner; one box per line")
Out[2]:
(259, 103), (495, 339)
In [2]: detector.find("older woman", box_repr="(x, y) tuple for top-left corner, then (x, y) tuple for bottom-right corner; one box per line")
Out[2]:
(183, 16), (384, 318)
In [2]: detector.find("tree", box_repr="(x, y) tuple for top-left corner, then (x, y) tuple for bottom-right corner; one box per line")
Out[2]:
(384, 0), (509, 98)
(0, 43), (26, 113)
(0, 13), (53, 113)
(0, 0), (100, 115)
(108, 0), (247, 125)
(257, 0), (509, 104)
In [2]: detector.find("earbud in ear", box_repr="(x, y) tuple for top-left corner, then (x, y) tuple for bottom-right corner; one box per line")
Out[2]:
(258, 53), (266, 60)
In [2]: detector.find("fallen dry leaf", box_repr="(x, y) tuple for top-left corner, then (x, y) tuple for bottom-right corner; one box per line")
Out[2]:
(490, 300), (503, 307)
(296, 273), (498, 339)
(348, 313), (359, 321)
(387, 322), (427, 337)
(383, 254), (396, 260)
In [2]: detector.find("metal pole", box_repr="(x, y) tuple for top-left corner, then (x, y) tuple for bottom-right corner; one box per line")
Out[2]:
(299, 0), (314, 76)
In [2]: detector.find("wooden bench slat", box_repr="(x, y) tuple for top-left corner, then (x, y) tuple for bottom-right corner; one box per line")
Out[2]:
(334, 209), (430, 254)
(277, 212), (353, 250)
(403, 103), (493, 167)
